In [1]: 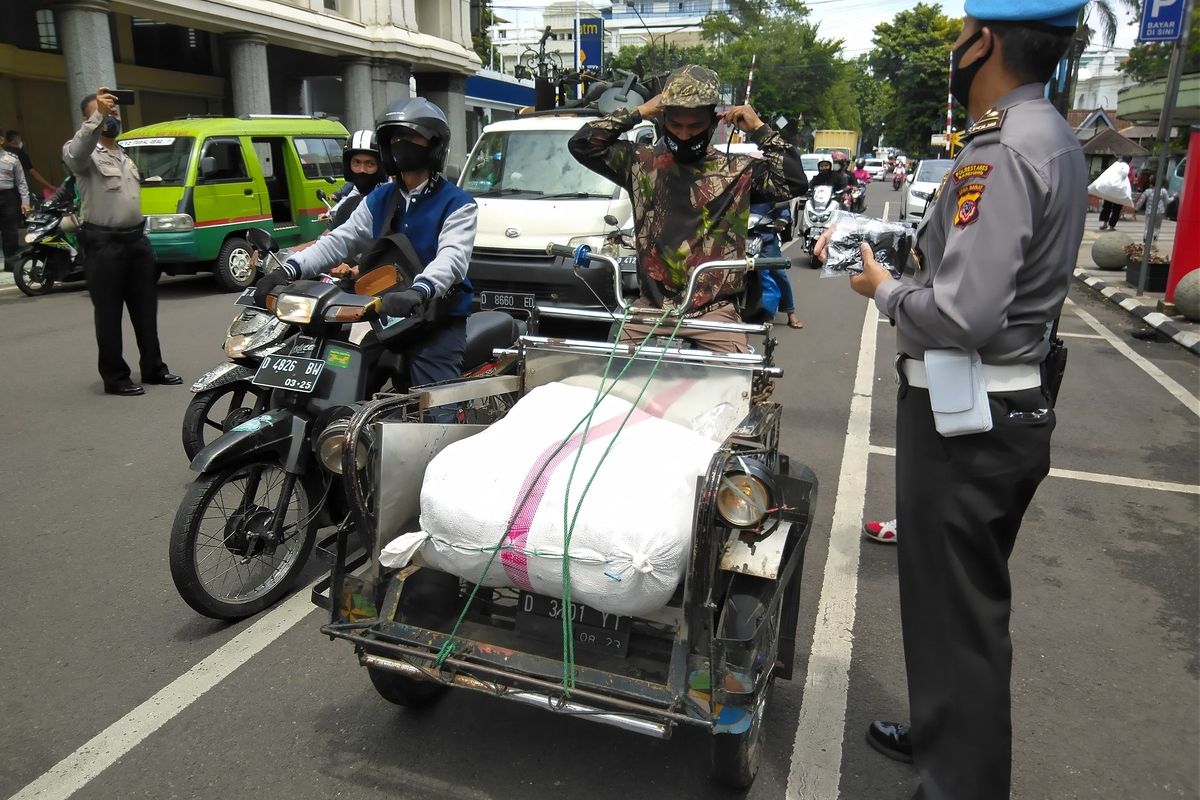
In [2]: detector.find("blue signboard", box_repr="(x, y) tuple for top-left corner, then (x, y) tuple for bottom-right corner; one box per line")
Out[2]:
(1138, 0), (1187, 42)
(577, 17), (604, 73)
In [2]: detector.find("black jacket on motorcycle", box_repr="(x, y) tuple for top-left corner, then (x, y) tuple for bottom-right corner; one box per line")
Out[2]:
(810, 171), (848, 192)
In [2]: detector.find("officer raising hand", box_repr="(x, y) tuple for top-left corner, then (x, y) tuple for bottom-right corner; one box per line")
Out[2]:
(832, 1), (1089, 796)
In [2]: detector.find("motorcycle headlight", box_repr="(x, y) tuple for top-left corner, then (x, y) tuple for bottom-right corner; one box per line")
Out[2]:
(314, 418), (370, 475)
(24, 231), (39, 244)
(145, 214), (195, 232)
(275, 294), (317, 324)
(745, 237), (763, 256)
(715, 460), (776, 529)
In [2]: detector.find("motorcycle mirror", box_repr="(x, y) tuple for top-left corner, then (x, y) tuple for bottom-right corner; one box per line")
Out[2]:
(324, 176), (338, 184)
(316, 189), (328, 202)
(245, 227), (278, 254)
(604, 214), (619, 227)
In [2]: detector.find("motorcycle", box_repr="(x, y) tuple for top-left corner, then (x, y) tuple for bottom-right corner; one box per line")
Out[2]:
(892, 167), (906, 191)
(801, 184), (840, 265)
(848, 174), (869, 213)
(745, 211), (790, 257)
(14, 196), (86, 296)
(169, 228), (524, 620)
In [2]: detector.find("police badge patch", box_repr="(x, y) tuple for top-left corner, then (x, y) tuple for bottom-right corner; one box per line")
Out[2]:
(954, 183), (985, 228)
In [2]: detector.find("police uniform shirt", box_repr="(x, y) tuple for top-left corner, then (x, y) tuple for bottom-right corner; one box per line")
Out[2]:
(62, 111), (144, 228)
(875, 83), (1087, 365)
(0, 148), (30, 205)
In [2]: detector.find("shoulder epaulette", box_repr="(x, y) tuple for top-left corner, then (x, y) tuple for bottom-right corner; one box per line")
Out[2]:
(963, 107), (1007, 143)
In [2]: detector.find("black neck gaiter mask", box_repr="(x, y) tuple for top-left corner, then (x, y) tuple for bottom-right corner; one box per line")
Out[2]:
(665, 127), (711, 164)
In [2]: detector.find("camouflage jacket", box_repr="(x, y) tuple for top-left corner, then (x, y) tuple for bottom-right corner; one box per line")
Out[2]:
(569, 108), (807, 310)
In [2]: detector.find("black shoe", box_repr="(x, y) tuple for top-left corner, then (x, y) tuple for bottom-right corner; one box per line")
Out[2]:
(866, 720), (913, 763)
(144, 371), (183, 385)
(104, 383), (145, 397)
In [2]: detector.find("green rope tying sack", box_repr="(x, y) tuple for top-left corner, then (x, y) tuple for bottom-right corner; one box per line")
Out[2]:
(433, 303), (687, 687)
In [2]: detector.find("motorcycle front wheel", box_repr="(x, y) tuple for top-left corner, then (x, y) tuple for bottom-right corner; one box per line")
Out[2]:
(14, 253), (55, 296)
(182, 382), (271, 461)
(169, 461), (320, 620)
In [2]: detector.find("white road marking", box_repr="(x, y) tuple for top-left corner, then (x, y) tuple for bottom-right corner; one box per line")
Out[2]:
(787, 301), (878, 800)
(1063, 298), (1200, 418)
(868, 445), (1197, 495)
(9, 583), (322, 800)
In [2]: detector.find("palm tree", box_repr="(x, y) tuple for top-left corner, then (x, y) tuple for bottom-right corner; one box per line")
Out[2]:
(1055, 0), (1140, 113)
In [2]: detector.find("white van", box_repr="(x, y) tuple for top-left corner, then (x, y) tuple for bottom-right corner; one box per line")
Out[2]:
(459, 111), (655, 314)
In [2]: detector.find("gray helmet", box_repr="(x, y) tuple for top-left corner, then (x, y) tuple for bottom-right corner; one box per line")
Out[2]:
(660, 65), (721, 109)
(375, 97), (451, 175)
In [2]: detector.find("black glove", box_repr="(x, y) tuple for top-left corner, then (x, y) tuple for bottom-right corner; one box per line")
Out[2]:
(254, 268), (293, 307)
(381, 287), (430, 319)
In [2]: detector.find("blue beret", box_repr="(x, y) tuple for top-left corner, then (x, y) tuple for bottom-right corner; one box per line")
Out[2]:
(965, 0), (1084, 27)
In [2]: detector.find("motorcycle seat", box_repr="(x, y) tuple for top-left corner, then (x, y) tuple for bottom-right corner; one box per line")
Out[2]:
(463, 311), (521, 370)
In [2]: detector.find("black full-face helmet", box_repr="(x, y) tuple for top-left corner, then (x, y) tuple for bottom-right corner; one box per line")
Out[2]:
(375, 97), (451, 176)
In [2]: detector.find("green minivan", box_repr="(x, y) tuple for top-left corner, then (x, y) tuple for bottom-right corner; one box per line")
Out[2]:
(117, 115), (349, 291)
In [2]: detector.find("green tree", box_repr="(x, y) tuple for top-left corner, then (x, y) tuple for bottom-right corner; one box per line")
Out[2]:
(869, 3), (963, 156)
(847, 55), (894, 152)
(471, 0), (498, 67)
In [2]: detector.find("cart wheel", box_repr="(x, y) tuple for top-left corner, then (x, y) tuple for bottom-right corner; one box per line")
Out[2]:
(367, 667), (448, 708)
(711, 679), (773, 789)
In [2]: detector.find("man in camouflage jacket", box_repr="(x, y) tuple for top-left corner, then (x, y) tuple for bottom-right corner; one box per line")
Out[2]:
(568, 65), (806, 353)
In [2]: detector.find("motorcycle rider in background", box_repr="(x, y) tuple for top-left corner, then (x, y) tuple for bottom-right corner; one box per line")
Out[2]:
(252, 98), (477, 416)
(852, 158), (872, 188)
(810, 158), (847, 192)
(322, 130), (385, 229)
(751, 200), (802, 329)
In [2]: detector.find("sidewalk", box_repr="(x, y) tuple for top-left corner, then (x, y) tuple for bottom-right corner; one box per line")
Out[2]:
(1073, 216), (1200, 356)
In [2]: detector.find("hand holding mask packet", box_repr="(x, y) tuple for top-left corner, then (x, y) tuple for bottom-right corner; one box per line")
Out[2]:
(821, 211), (911, 279)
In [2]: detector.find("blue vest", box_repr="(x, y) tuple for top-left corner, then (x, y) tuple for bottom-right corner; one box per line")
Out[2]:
(365, 177), (475, 317)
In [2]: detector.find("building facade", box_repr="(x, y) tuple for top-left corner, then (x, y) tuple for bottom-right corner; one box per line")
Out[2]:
(1074, 47), (1132, 110)
(0, 0), (483, 187)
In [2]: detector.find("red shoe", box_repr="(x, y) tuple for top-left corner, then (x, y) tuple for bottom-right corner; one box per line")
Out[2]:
(863, 518), (898, 543)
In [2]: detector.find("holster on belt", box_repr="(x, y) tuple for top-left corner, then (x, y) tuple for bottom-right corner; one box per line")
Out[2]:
(1041, 335), (1067, 408)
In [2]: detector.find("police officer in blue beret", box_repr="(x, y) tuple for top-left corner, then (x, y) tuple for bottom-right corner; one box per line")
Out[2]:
(823, 0), (1089, 796)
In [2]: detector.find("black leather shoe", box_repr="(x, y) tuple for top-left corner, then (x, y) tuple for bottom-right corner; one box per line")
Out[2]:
(104, 383), (145, 397)
(866, 720), (913, 763)
(144, 372), (183, 385)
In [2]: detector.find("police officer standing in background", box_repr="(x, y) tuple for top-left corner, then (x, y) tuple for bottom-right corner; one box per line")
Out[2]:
(0, 139), (30, 271)
(826, 1), (1088, 797)
(64, 88), (179, 396)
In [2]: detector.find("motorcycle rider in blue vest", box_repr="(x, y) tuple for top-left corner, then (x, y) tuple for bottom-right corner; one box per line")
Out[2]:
(253, 98), (477, 407)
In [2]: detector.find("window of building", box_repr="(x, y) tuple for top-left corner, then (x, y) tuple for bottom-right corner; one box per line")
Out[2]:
(324, 0), (338, 9)
(131, 18), (216, 75)
(35, 9), (58, 50)
(293, 137), (344, 179)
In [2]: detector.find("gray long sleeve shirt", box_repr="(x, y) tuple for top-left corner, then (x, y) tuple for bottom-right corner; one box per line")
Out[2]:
(62, 111), (144, 228)
(875, 84), (1087, 366)
(0, 149), (30, 205)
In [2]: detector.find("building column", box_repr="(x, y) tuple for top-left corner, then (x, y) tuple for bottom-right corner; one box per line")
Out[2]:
(371, 59), (412, 121)
(54, 0), (117, 121)
(226, 33), (271, 116)
(341, 57), (374, 131)
(417, 73), (468, 177)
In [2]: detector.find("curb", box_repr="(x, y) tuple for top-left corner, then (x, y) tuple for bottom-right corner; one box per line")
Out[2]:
(1074, 269), (1200, 357)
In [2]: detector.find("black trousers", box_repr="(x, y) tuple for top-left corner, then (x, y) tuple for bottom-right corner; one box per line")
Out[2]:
(82, 233), (168, 388)
(895, 381), (1054, 800)
(0, 188), (21, 260)
(1099, 200), (1122, 227)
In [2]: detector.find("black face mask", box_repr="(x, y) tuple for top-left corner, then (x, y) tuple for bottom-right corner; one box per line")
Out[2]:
(349, 170), (382, 195)
(390, 139), (431, 173)
(100, 116), (122, 138)
(949, 29), (992, 109)
(664, 127), (711, 164)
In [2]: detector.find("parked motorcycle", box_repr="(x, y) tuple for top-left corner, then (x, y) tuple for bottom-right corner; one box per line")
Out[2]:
(801, 184), (840, 265)
(14, 196), (86, 296)
(169, 228), (523, 620)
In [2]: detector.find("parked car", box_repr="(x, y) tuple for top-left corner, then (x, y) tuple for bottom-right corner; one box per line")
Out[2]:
(900, 159), (955, 222)
(800, 152), (825, 182)
(119, 115), (349, 291)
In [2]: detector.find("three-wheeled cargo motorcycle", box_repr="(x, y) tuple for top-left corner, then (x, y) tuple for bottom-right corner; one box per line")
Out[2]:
(315, 246), (819, 788)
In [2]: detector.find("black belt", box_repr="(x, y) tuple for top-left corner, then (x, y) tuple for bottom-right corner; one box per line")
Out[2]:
(82, 220), (146, 243)
(82, 220), (145, 234)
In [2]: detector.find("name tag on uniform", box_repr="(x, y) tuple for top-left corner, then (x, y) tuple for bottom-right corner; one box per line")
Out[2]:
(924, 349), (992, 437)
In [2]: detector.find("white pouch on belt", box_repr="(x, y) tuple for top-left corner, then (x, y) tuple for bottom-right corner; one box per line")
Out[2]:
(923, 349), (992, 437)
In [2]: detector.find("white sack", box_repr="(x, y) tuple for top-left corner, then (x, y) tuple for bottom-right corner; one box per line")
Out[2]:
(1088, 160), (1133, 206)
(391, 381), (721, 617)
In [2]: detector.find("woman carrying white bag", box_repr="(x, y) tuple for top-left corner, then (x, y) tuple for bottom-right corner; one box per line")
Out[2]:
(1089, 158), (1132, 231)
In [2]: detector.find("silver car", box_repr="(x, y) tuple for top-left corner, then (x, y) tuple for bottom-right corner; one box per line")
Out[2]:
(901, 159), (955, 222)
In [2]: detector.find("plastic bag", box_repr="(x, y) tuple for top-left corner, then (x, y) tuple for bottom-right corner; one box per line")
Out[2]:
(821, 211), (911, 279)
(1087, 161), (1132, 206)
